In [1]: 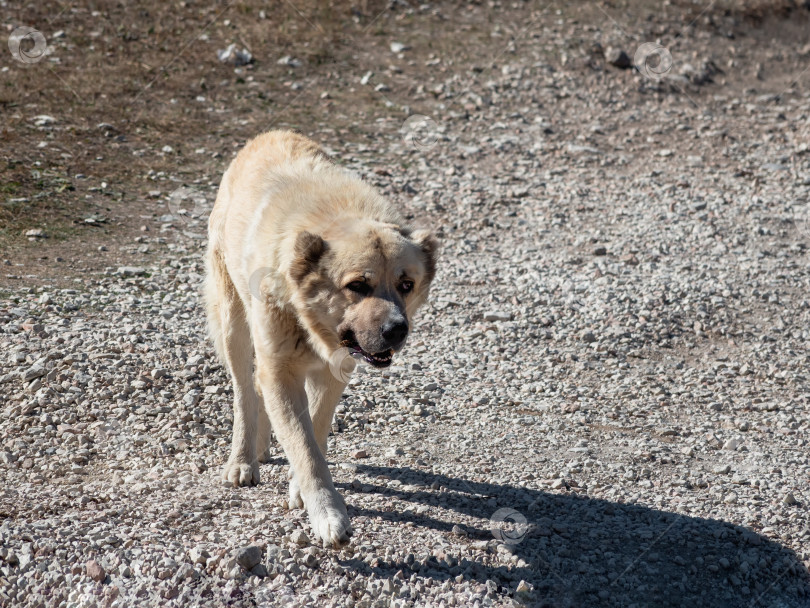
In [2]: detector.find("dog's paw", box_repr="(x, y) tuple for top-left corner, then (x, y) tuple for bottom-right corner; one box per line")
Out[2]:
(306, 488), (352, 548)
(288, 475), (304, 509)
(222, 460), (259, 487)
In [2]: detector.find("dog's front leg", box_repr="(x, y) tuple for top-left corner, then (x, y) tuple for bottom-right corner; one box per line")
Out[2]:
(256, 361), (352, 547)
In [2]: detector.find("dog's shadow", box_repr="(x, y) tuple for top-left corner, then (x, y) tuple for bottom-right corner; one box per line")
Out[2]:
(333, 464), (810, 608)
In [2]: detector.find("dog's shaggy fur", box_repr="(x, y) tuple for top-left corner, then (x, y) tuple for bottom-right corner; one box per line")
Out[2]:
(203, 130), (437, 546)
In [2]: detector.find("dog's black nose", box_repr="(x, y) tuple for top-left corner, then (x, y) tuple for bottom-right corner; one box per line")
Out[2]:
(382, 321), (408, 346)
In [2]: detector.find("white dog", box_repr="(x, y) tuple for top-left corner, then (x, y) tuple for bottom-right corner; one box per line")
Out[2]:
(203, 130), (437, 546)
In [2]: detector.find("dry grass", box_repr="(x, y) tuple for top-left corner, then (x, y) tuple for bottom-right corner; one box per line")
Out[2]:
(0, 0), (392, 237)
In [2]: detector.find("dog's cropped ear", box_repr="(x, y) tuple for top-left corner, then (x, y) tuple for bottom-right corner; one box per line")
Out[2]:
(290, 232), (328, 284)
(410, 229), (438, 284)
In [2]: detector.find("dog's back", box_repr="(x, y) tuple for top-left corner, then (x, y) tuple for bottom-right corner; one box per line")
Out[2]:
(207, 130), (331, 250)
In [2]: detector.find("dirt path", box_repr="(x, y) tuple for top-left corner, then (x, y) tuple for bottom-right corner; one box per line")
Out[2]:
(1, 1), (810, 607)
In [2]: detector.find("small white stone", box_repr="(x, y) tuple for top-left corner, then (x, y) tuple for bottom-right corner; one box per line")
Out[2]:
(290, 530), (310, 546)
(723, 438), (741, 451)
(117, 266), (146, 276)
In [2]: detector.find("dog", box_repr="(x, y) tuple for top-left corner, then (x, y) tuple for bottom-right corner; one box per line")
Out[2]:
(203, 130), (438, 546)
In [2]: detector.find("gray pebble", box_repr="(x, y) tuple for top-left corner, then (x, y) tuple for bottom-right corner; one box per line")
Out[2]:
(235, 546), (262, 570)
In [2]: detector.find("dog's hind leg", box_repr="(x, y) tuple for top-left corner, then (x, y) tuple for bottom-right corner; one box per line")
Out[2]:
(254, 373), (273, 463)
(205, 248), (261, 487)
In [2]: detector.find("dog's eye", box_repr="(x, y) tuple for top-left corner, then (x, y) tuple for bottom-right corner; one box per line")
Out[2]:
(398, 280), (415, 294)
(346, 281), (372, 296)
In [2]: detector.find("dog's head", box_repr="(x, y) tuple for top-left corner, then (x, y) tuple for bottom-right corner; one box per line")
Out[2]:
(288, 219), (438, 368)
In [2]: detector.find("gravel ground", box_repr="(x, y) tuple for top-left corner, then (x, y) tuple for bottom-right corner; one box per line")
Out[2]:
(3, 3), (810, 608)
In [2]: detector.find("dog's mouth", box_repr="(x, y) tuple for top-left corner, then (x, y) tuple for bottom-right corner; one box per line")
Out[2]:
(340, 335), (394, 368)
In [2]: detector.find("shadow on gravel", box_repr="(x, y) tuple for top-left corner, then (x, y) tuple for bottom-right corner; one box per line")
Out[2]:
(337, 465), (810, 608)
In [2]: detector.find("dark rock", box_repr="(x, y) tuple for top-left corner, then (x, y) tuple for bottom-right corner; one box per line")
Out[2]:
(235, 545), (262, 570)
(606, 48), (631, 69)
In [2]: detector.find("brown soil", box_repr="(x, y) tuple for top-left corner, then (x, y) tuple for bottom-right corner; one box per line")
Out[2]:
(1, 0), (808, 289)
